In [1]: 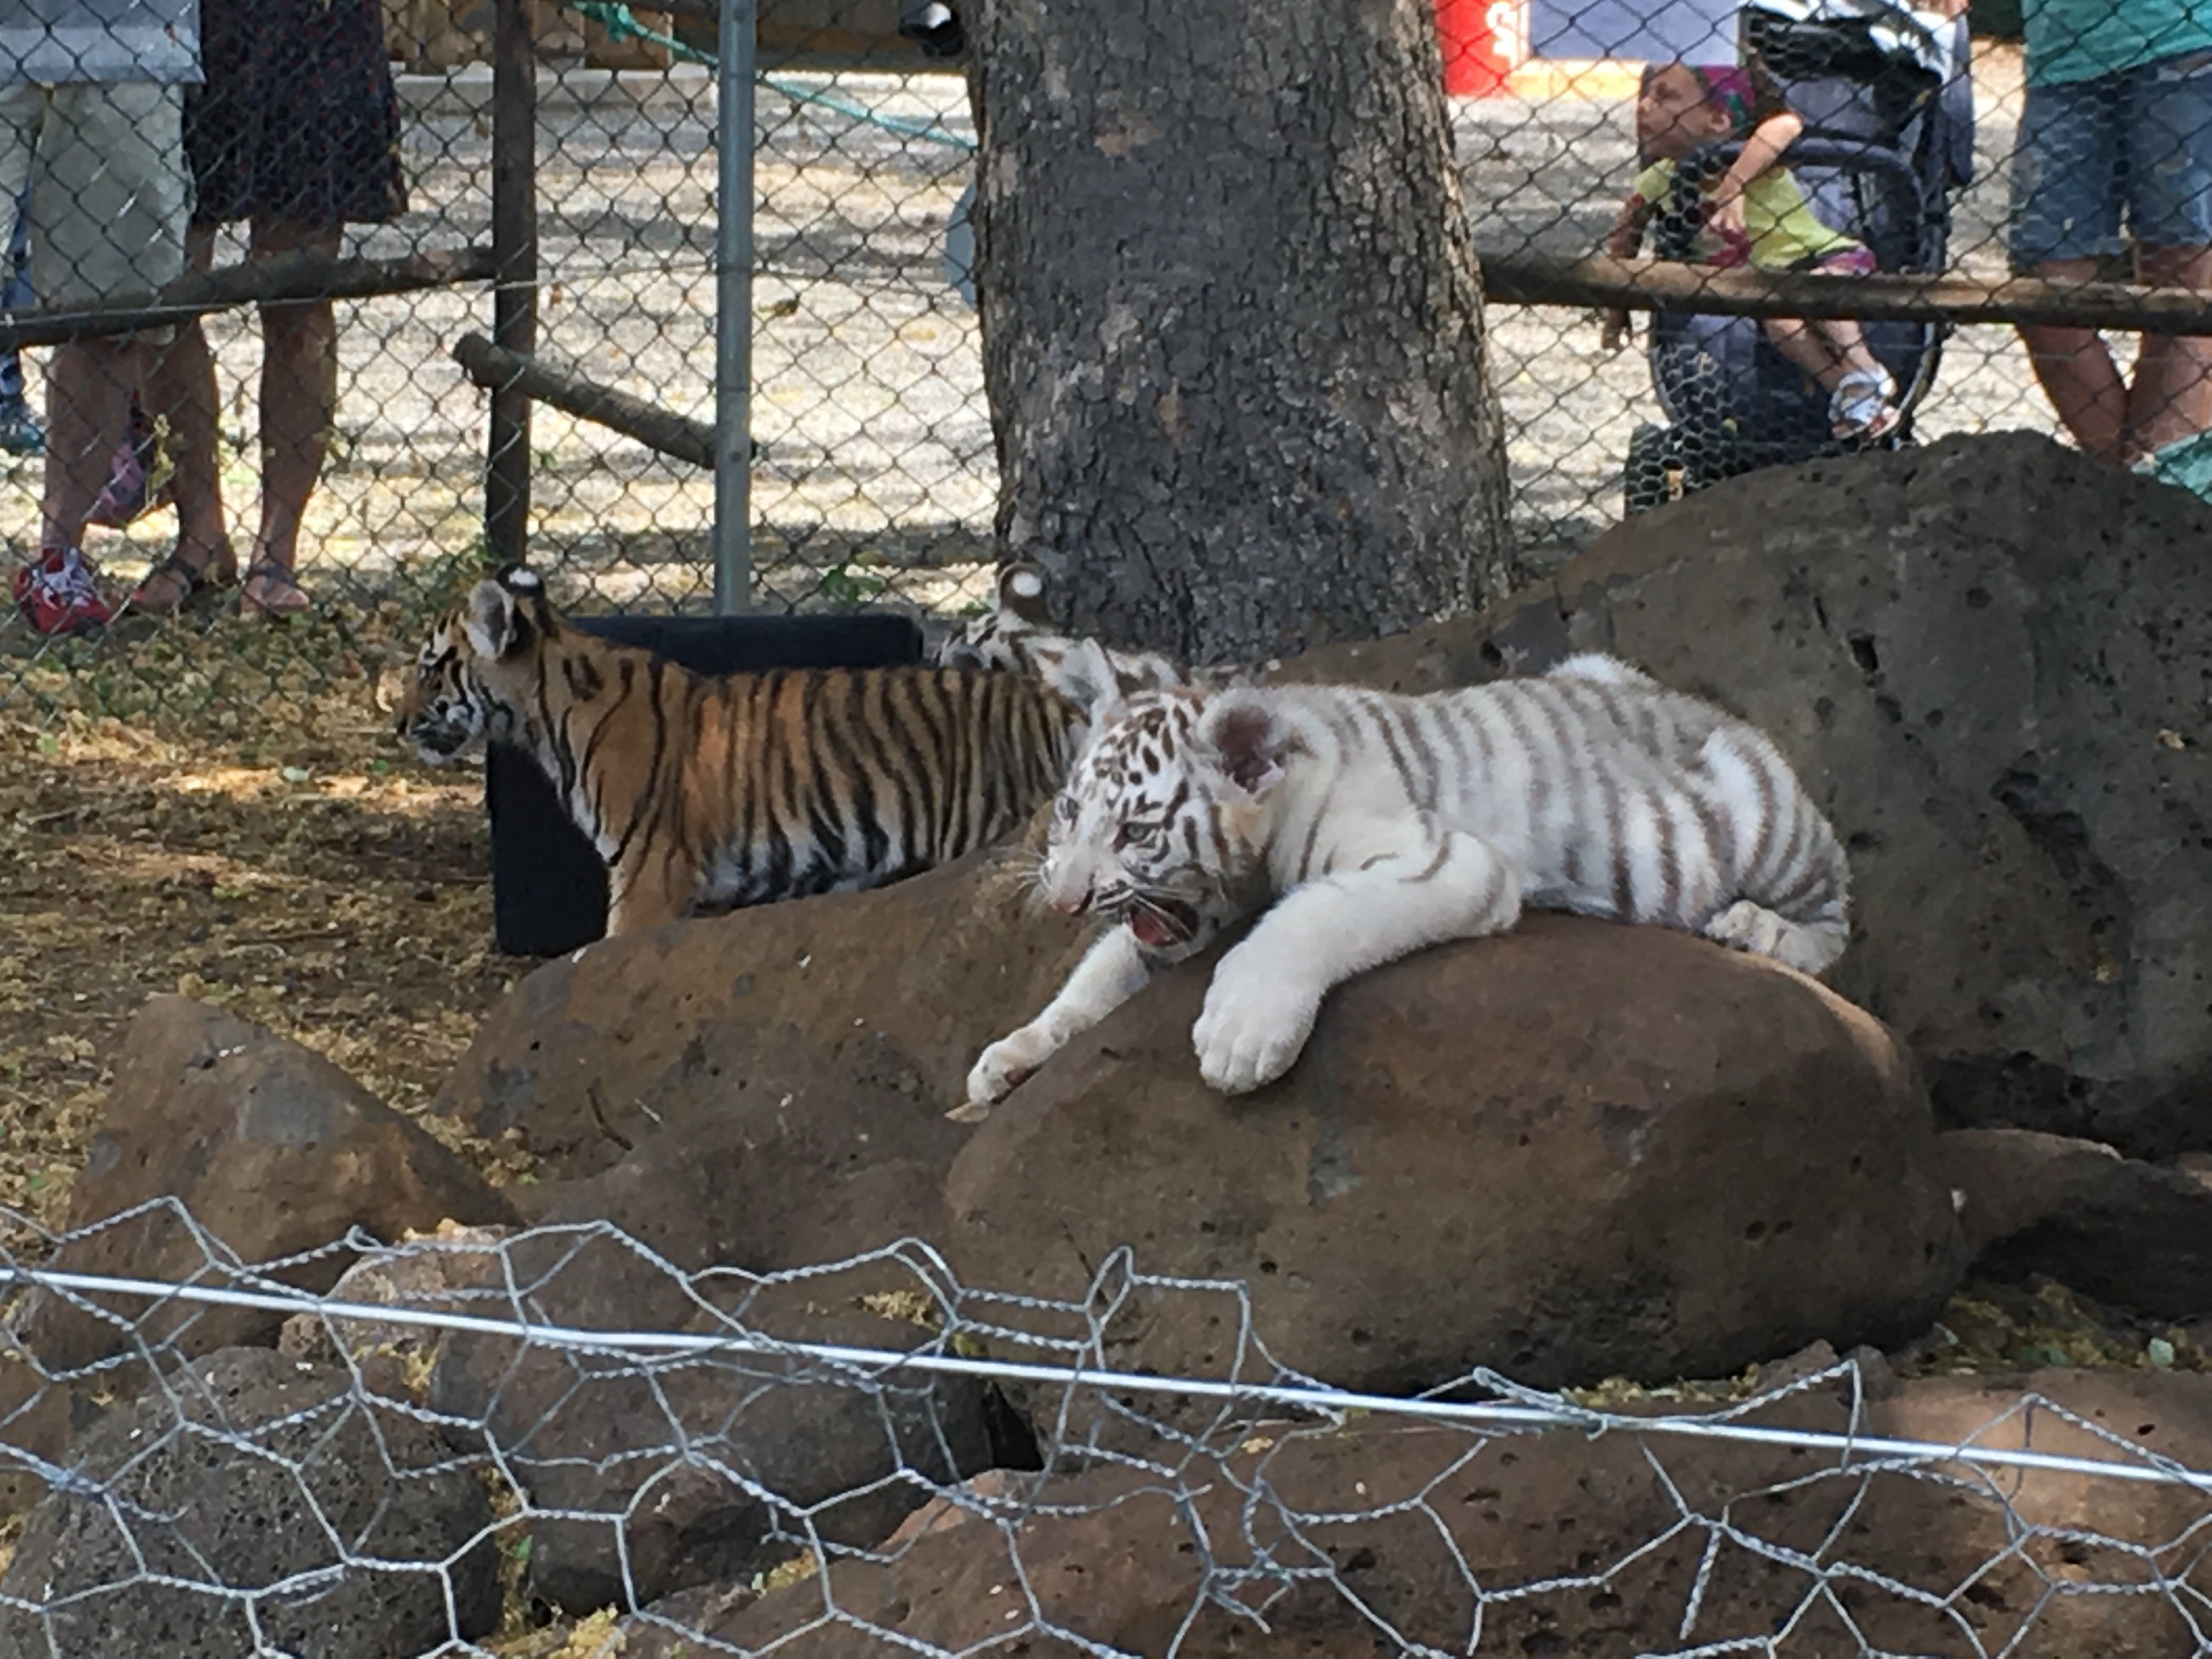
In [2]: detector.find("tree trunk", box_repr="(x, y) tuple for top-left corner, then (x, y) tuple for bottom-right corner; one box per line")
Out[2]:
(969, 0), (1516, 663)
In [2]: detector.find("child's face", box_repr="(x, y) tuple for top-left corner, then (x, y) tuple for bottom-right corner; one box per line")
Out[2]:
(1638, 64), (1734, 160)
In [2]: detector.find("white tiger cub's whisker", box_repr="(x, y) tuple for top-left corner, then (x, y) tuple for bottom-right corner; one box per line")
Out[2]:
(963, 659), (1850, 1107)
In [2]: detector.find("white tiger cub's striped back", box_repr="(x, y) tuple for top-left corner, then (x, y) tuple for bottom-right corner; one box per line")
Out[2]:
(1228, 660), (1844, 970)
(963, 654), (1849, 1107)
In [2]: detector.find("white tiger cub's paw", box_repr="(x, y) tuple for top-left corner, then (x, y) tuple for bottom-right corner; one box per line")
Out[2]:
(1192, 958), (1322, 1095)
(964, 1024), (1064, 1111)
(1703, 899), (1841, 976)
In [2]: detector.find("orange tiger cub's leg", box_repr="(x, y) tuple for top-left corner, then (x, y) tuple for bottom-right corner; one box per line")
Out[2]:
(605, 848), (696, 936)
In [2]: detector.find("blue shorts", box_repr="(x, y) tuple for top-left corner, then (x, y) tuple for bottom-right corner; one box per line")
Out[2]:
(2008, 48), (2212, 270)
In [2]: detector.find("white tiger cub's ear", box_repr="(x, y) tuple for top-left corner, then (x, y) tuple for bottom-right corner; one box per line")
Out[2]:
(464, 578), (526, 660)
(996, 561), (1054, 627)
(1195, 689), (1288, 799)
(1048, 635), (1130, 725)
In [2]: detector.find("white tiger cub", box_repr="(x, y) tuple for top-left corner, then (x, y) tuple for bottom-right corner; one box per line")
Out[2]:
(935, 561), (1271, 709)
(962, 653), (1850, 1108)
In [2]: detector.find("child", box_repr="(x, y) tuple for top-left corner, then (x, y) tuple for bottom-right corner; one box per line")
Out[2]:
(1604, 61), (1900, 441)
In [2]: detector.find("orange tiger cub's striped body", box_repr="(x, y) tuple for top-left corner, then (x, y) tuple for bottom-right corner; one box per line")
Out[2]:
(395, 568), (1082, 935)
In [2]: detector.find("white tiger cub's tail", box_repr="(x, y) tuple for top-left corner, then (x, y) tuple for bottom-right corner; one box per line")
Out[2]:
(1693, 724), (1850, 977)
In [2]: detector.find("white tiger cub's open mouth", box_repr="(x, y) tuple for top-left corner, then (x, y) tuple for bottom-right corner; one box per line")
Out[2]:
(1125, 898), (1198, 951)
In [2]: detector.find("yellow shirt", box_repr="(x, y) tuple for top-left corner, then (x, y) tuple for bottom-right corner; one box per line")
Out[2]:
(1632, 159), (1863, 270)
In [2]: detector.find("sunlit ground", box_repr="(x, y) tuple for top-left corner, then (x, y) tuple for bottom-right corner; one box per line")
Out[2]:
(0, 607), (529, 1244)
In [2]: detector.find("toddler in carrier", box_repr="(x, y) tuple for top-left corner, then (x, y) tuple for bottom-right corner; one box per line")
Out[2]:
(1604, 60), (1899, 439)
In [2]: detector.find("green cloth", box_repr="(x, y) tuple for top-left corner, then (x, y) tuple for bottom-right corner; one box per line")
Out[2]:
(2138, 428), (2212, 502)
(2022, 0), (2212, 86)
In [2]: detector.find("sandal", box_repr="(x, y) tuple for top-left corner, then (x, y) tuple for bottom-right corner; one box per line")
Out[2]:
(1830, 368), (1900, 441)
(127, 550), (231, 618)
(240, 560), (312, 619)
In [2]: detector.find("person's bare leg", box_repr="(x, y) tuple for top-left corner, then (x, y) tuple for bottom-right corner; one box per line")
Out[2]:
(1761, 316), (1846, 387)
(132, 222), (236, 608)
(242, 217), (338, 612)
(2021, 256), (2131, 465)
(2127, 243), (2212, 461)
(1811, 318), (1889, 385)
(42, 336), (147, 553)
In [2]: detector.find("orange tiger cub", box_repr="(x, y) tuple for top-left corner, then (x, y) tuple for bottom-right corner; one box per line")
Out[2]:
(395, 566), (1086, 935)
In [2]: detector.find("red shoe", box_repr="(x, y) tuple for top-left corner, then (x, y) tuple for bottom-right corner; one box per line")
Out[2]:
(12, 546), (115, 636)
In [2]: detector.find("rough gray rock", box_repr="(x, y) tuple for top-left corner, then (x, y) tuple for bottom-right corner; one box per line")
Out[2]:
(0, 1347), (500, 1658)
(1279, 432), (2212, 1158)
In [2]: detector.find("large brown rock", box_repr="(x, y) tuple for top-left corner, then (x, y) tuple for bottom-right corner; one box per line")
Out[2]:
(434, 849), (1082, 1180)
(1277, 432), (2212, 1158)
(943, 911), (1962, 1421)
(50, 995), (521, 1357)
(427, 1110), (1014, 1614)
(622, 1367), (2212, 1657)
(0, 998), (521, 1513)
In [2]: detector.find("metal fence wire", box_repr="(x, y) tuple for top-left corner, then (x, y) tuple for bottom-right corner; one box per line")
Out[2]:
(0, 1203), (2207, 1656)
(2, 0), (2207, 712)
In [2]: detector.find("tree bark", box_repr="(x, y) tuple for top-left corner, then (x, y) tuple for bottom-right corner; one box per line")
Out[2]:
(970, 0), (1515, 663)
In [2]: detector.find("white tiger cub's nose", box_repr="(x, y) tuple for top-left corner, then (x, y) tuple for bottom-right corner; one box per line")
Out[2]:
(1040, 850), (1097, 916)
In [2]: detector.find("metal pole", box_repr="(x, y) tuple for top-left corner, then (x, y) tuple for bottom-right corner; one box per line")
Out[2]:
(713, 0), (758, 613)
(487, 0), (538, 571)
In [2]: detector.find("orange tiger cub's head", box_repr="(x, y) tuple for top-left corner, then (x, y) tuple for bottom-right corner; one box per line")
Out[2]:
(394, 565), (565, 765)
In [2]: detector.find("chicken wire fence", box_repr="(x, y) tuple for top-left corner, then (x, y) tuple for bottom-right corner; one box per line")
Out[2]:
(0, 1), (2200, 716)
(0, 1200), (2207, 1656)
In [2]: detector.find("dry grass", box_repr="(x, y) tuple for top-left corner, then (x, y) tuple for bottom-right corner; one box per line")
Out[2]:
(0, 598), (532, 1245)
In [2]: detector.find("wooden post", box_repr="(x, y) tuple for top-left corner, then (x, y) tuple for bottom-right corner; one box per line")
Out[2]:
(1475, 250), (2212, 336)
(0, 247), (495, 351)
(487, 0), (539, 571)
(453, 332), (716, 467)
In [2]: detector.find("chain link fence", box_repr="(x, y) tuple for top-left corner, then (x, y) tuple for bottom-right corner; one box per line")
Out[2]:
(0, 1203), (2207, 1655)
(0, 0), (2202, 705)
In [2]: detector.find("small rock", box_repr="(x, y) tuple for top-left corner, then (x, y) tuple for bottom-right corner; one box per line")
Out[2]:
(1937, 1127), (2212, 1317)
(276, 1221), (514, 1398)
(428, 1133), (1005, 1614)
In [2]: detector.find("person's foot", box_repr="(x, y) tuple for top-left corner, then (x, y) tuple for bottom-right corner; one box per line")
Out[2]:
(0, 394), (44, 458)
(12, 545), (114, 637)
(1829, 369), (1900, 441)
(241, 560), (311, 618)
(127, 548), (233, 617)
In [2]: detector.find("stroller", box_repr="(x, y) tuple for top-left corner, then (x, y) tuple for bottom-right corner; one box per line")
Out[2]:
(1623, 0), (1975, 514)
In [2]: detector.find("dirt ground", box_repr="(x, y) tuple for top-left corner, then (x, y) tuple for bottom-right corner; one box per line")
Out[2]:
(0, 603), (528, 1250)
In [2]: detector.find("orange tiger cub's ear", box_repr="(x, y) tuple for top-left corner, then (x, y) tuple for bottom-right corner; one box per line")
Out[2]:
(1196, 690), (1286, 799)
(464, 578), (531, 661)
